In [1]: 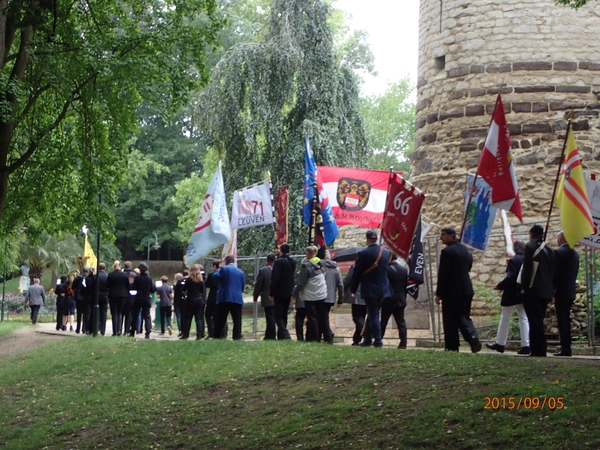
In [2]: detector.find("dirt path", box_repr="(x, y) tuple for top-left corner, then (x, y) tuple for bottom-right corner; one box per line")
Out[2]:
(0, 325), (64, 359)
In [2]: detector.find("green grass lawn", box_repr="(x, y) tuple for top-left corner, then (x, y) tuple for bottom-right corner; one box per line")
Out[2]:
(0, 328), (599, 449)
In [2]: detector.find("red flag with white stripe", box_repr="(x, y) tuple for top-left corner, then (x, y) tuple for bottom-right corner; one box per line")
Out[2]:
(477, 95), (523, 221)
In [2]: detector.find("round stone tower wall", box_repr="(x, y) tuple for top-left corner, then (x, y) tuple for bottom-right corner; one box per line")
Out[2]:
(412, 0), (600, 325)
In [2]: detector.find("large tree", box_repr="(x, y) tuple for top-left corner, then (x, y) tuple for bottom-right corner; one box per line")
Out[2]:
(360, 78), (416, 175)
(189, 0), (370, 253)
(0, 0), (224, 238)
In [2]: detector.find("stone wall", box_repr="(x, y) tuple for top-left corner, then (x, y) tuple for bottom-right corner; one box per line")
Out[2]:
(411, 0), (600, 321)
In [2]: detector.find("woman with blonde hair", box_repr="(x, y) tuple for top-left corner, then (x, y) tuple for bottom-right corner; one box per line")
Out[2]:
(180, 264), (206, 339)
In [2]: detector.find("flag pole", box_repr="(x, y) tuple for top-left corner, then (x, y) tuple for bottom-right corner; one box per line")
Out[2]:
(459, 93), (502, 242)
(544, 110), (574, 241)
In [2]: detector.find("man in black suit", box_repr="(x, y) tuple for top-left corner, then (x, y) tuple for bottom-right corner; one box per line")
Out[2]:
(350, 230), (393, 348)
(382, 254), (408, 349)
(130, 262), (156, 339)
(269, 243), (297, 340)
(553, 231), (579, 357)
(89, 263), (110, 335)
(254, 253), (276, 340)
(434, 227), (481, 352)
(106, 260), (130, 336)
(521, 224), (555, 357)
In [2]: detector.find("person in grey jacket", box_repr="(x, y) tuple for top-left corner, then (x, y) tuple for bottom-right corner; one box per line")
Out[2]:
(320, 251), (343, 344)
(292, 246), (327, 342)
(26, 278), (45, 324)
(253, 254), (276, 340)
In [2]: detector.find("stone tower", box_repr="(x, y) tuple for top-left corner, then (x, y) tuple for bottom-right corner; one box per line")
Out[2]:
(412, 0), (600, 238)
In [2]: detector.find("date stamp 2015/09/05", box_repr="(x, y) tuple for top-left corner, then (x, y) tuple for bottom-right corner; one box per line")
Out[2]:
(484, 397), (564, 410)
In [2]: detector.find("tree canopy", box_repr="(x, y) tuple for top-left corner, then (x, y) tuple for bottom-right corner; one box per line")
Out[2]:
(360, 78), (416, 175)
(0, 0), (224, 238)
(187, 0), (370, 253)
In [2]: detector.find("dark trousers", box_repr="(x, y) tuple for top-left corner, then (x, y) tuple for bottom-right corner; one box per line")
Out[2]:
(263, 305), (276, 340)
(441, 296), (478, 351)
(214, 302), (242, 340)
(174, 303), (182, 333)
(304, 300), (326, 342)
(84, 301), (93, 334)
(122, 299), (135, 336)
(524, 296), (551, 356)
(295, 307), (306, 341)
(555, 298), (574, 354)
(130, 298), (152, 337)
(98, 298), (108, 335)
(274, 297), (291, 340)
(159, 306), (172, 333)
(110, 297), (126, 336)
(205, 300), (216, 337)
(381, 305), (407, 347)
(30, 305), (41, 324)
(351, 304), (367, 345)
(364, 297), (383, 347)
(56, 298), (65, 330)
(318, 302), (334, 343)
(181, 299), (205, 339)
(75, 299), (86, 333)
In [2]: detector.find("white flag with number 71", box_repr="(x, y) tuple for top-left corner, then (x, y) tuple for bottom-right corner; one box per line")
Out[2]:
(231, 180), (275, 230)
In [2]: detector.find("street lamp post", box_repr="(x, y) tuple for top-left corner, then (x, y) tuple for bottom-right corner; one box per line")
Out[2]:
(1, 240), (7, 322)
(147, 233), (161, 270)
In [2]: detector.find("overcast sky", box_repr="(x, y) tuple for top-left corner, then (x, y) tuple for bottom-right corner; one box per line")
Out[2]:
(334, 0), (419, 96)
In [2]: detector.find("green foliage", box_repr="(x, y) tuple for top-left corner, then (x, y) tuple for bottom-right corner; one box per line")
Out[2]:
(194, 0), (369, 254)
(18, 233), (82, 281)
(0, 0), (225, 238)
(360, 78), (416, 175)
(555, 0), (593, 8)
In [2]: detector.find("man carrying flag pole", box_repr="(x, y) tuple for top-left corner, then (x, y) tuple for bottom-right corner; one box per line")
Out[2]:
(303, 135), (338, 249)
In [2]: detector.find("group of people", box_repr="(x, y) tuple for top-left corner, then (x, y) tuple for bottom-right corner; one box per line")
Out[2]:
(45, 257), (248, 340)
(253, 235), (409, 347)
(435, 224), (579, 357)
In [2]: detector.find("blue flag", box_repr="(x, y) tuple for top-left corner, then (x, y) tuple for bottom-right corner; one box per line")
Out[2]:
(303, 135), (338, 246)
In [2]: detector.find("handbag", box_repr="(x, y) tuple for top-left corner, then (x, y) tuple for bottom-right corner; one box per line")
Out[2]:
(516, 242), (545, 289)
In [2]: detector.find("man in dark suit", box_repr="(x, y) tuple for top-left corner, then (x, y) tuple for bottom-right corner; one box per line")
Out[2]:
(130, 262), (156, 339)
(269, 243), (297, 340)
(521, 224), (555, 357)
(553, 231), (579, 357)
(350, 230), (392, 348)
(91, 263), (110, 335)
(382, 254), (408, 349)
(106, 260), (130, 336)
(434, 227), (481, 352)
(254, 253), (276, 340)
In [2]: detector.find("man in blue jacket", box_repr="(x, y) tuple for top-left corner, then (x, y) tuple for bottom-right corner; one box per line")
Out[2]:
(350, 230), (392, 348)
(213, 255), (246, 340)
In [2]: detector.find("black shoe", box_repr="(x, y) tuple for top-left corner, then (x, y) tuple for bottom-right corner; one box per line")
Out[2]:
(470, 338), (482, 353)
(485, 342), (505, 353)
(517, 346), (530, 355)
(358, 342), (372, 347)
(553, 350), (572, 357)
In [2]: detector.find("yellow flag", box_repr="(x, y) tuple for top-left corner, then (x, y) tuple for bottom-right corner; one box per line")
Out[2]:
(83, 235), (97, 270)
(555, 128), (595, 247)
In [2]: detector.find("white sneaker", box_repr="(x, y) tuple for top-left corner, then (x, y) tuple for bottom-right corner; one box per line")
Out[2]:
(167, 326), (172, 336)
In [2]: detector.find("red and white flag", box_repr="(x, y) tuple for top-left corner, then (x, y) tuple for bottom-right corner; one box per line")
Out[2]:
(381, 173), (425, 260)
(319, 166), (393, 228)
(477, 95), (523, 221)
